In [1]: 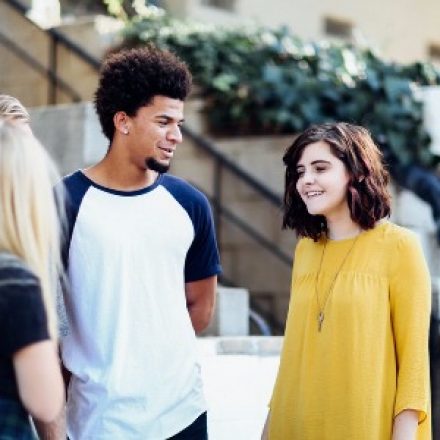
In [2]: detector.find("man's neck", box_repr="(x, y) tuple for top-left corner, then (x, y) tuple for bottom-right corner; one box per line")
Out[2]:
(84, 156), (158, 191)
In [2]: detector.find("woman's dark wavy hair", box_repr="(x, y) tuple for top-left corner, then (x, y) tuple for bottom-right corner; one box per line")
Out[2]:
(95, 45), (192, 141)
(283, 122), (391, 240)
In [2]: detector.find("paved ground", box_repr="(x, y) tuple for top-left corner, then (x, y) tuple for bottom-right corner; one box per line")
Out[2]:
(197, 337), (282, 440)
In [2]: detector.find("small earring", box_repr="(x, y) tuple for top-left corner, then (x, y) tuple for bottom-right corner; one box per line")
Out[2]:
(124, 129), (129, 135)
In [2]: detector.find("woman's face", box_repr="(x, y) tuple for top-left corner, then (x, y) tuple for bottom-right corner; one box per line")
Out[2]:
(295, 141), (351, 221)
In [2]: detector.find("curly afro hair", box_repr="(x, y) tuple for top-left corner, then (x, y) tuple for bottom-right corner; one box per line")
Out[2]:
(94, 45), (192, 141)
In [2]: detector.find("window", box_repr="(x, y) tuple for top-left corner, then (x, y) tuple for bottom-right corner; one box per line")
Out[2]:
(201, 0), (236, 11)
(324, 17), (353, 39)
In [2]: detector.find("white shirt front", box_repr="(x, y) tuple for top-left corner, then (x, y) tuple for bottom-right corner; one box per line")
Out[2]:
(61, 172), (221, 439)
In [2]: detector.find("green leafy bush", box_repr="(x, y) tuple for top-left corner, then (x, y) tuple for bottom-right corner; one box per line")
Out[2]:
(113, 4), (440, 168)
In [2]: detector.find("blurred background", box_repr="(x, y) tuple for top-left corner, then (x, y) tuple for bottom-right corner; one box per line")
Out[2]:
(2, 0), (440, 437)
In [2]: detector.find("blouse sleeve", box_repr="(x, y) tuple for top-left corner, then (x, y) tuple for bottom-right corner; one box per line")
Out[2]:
(0, 280), (50, 357)
(389, 230), (431, 423)
(268, 237), (304, 410)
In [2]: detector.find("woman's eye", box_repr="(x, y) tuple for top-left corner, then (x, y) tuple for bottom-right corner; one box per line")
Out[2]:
(316, 167), (326, 172)
(296, 170), (305, 177)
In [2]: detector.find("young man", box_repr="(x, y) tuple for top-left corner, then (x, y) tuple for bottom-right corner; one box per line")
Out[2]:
(61, 46), (221, 439)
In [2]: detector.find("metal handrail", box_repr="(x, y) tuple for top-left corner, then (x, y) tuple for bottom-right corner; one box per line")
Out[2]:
(218, 273), (283, 335)
(211, 195), (292, 266)
(0, 30), (81, 102)
(182, 125), (283, 208)
(4, 0), (290, 329)
(5, 0), (101, 70)
(5, 0), (283, 214)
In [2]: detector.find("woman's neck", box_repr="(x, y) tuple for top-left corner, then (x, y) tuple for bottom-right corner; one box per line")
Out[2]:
(326, 217), (362, 241)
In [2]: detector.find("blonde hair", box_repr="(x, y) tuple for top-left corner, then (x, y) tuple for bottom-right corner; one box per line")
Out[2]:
(0, 120), (62, 338)
(0, 95), (30, 124)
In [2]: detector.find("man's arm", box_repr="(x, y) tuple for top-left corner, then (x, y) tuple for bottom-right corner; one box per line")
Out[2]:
(33, 406), (66, 440)
(185, 276), (217, 333)
(33, 362), (71, 439)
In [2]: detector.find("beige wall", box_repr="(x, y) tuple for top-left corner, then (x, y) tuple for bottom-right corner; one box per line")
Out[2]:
(0, 1), (99, 108)
(166, 0), (440, 64)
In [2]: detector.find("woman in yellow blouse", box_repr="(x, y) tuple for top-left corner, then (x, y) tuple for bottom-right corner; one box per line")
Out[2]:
(262, 123), (431, 440)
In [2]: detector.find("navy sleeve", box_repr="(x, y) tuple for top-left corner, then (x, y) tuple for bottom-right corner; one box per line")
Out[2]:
(184, 192), (222, 282)
(0, 279), (50, 357)
(59, 171), (92, 268)
(161, 175), (222, 282)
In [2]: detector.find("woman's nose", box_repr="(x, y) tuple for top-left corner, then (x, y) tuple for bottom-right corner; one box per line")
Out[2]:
(302, 170), (315, 184)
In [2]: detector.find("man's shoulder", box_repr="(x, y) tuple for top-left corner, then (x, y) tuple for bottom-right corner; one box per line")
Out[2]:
(160, 174), (209, 206)
(59, 170), (93, 207)
(62, 170), (86, 191)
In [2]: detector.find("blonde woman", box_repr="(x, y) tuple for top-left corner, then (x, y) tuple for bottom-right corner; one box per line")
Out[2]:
(0, 120), (65, 438)
(0, 94), (31, 126)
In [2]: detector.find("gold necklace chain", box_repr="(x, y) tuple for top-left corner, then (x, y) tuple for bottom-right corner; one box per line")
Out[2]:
(315, 234), (360, 332)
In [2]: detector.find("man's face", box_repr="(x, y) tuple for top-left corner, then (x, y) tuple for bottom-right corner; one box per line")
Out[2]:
(126, 95), (184, 173)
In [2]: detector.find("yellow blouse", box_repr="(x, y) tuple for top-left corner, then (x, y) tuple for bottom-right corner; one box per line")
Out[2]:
(269, 221), (431, 440)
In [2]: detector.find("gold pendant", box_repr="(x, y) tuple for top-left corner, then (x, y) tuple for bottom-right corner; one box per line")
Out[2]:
(318, 311), (324, 331)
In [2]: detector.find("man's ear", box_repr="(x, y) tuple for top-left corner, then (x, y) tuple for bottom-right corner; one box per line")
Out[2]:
(114, 111), (130, 135)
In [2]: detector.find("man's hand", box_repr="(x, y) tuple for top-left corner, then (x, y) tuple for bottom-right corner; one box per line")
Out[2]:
(185, 276), (217, 333)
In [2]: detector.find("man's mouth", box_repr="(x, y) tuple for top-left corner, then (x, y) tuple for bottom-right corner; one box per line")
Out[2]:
(159, 146), (174, 153)
(158, 146), (175, 159)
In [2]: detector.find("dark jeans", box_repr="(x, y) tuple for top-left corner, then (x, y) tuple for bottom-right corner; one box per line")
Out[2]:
(68, 412), (208, 440)
(167, 412), (208, 440)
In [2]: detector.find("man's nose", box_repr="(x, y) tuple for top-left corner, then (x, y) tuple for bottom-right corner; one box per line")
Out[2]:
(168, 125), (183, 144)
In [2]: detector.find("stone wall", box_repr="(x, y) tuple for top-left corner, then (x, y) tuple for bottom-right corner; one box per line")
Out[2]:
(28, 101), (295, 327)
(165, 0), (440, 64)
(29, 101), (440, 332)
(0, 1), (99, 107)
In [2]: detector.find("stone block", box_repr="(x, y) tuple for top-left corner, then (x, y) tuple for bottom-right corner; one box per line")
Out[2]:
(29, 102), (107, 174)
(215, 135), (292, 194)
(394, 189), (436, 232)
(215, 336), (283, 355)
(220, 241), (292, 294)
(55, 15), (123, 60)
(203, 286), (250, 336)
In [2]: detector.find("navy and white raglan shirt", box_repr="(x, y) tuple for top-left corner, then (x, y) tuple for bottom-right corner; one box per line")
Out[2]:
(61, 170), (221, 440)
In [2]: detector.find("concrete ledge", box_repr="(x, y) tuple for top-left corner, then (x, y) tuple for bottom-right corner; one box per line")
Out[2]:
(197, 337), (280, 439)
(214, 336), (283, 356)
(203, 286), (250, 336)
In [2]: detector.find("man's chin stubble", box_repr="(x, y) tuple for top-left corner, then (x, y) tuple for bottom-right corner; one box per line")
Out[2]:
(145, 158), (170, 174)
